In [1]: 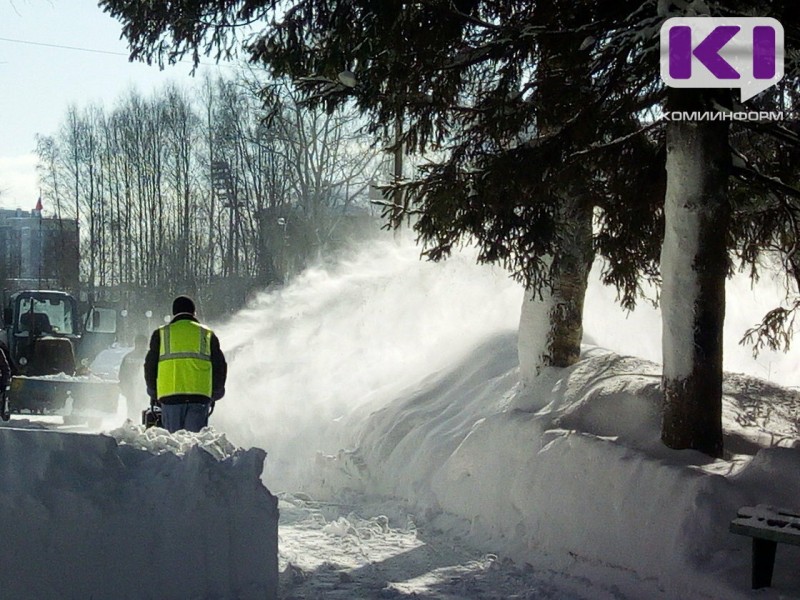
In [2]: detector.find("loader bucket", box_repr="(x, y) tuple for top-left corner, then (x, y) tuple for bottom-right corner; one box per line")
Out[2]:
(9, 375), (119, 420)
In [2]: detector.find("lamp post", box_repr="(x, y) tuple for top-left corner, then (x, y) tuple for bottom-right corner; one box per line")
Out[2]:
(211, 160), (239, 277)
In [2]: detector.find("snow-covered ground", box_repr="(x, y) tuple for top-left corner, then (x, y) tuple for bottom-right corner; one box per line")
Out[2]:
(3, 238), (800, 599)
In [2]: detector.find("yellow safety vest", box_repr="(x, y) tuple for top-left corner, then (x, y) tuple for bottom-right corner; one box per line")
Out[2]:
(156, 319), (213, 399)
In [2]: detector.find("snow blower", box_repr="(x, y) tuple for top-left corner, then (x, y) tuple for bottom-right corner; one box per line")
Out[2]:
(142, 400), (162, 429)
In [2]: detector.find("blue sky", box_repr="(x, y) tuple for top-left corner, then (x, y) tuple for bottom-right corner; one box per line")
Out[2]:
(0, 0), (226, 209)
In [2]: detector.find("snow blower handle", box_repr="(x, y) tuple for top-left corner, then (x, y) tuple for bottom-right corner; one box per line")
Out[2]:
(142, 396), (162, 429)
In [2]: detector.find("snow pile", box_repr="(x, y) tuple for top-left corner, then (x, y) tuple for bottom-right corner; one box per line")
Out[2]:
(314, 340), (800, 597)
(205, 238), (800, 597)
(109, 418), (239, 460)
(0, 424), (279, 600)
(214, 240), (800, 493)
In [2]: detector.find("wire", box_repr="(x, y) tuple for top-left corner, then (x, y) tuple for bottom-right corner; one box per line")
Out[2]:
(0, 35), (228, 68)
(0, 35), (131, 57)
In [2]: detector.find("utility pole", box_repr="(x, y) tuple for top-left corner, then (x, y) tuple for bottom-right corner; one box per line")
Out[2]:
(36, 190), (44, 290)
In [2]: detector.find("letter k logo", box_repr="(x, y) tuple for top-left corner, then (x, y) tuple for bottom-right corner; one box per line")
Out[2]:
(669, 25), (740, 79)
(660, 17), (784, 102)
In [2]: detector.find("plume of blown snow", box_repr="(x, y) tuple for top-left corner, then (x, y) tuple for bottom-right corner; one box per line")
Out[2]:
(212, 239), (523, 489)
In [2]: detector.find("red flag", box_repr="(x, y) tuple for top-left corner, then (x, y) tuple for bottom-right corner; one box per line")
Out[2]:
(34, 196), (43, 212)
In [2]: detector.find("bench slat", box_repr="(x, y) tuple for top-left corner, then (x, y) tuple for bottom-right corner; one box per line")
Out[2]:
(730, 520), (800, 546)
(731, 505), (800, 590)
(731, 505), (800, 547)
(737, 504), (800, 526)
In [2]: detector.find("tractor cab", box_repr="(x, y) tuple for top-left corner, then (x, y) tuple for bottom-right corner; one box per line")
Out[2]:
(4, 291), (81, 376)
(14, 291), (78, 334)
(2, 290), (116, 376)
(0, 289), (120, 421)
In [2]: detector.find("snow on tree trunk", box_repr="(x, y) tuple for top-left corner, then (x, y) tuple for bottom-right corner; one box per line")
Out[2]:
(660, 92), (729, 458)
(519, 201), (593, 388)
(518, 5), (594, 390)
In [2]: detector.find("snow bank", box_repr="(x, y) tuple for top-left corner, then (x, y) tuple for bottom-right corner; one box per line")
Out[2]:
(314, 339), (800, 598)
(0, 423), (279, 600)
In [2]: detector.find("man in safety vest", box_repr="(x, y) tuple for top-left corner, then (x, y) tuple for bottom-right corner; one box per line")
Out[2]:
(144, 295), (227, 433)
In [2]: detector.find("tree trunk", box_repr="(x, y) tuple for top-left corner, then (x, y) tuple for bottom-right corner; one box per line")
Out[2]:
(517, 1), (594, 388)
(518, 200), (593, 387)
(661, 89), (730, 458)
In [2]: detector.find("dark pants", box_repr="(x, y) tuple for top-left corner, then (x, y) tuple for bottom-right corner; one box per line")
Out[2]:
(160, 403), (210, 433)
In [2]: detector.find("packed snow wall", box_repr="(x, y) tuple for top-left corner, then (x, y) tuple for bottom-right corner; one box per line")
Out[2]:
(0, 426), (279, 600)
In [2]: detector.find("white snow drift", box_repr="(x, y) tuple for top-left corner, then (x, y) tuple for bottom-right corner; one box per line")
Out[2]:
(315, 341), (800, 598)
(217, 240), (800, 598)
(0, 425), (278, 600)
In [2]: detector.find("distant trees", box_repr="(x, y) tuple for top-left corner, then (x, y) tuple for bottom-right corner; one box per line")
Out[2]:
(98, 3), (660, 367)
(100, 0), (800, 457)
(35, 72), (383, 316)
(228, 74), (380, 278)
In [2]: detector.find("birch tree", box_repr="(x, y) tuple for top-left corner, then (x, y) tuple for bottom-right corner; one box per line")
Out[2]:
(38, 69), (383, 316)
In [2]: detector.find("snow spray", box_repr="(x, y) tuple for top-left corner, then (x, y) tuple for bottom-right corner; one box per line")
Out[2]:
(212, 236), (798, 490)
(583, 266), (800, 387)
(211, 236), (521, 489)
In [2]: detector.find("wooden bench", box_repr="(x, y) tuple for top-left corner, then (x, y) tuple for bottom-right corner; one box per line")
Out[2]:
(730, 504), (800, 589)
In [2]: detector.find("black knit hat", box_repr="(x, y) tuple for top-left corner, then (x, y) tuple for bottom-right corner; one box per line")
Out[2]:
(172, 295), (196, 315)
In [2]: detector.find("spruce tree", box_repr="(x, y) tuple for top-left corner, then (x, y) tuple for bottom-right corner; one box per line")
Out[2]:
(101, 0), (800, 457)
